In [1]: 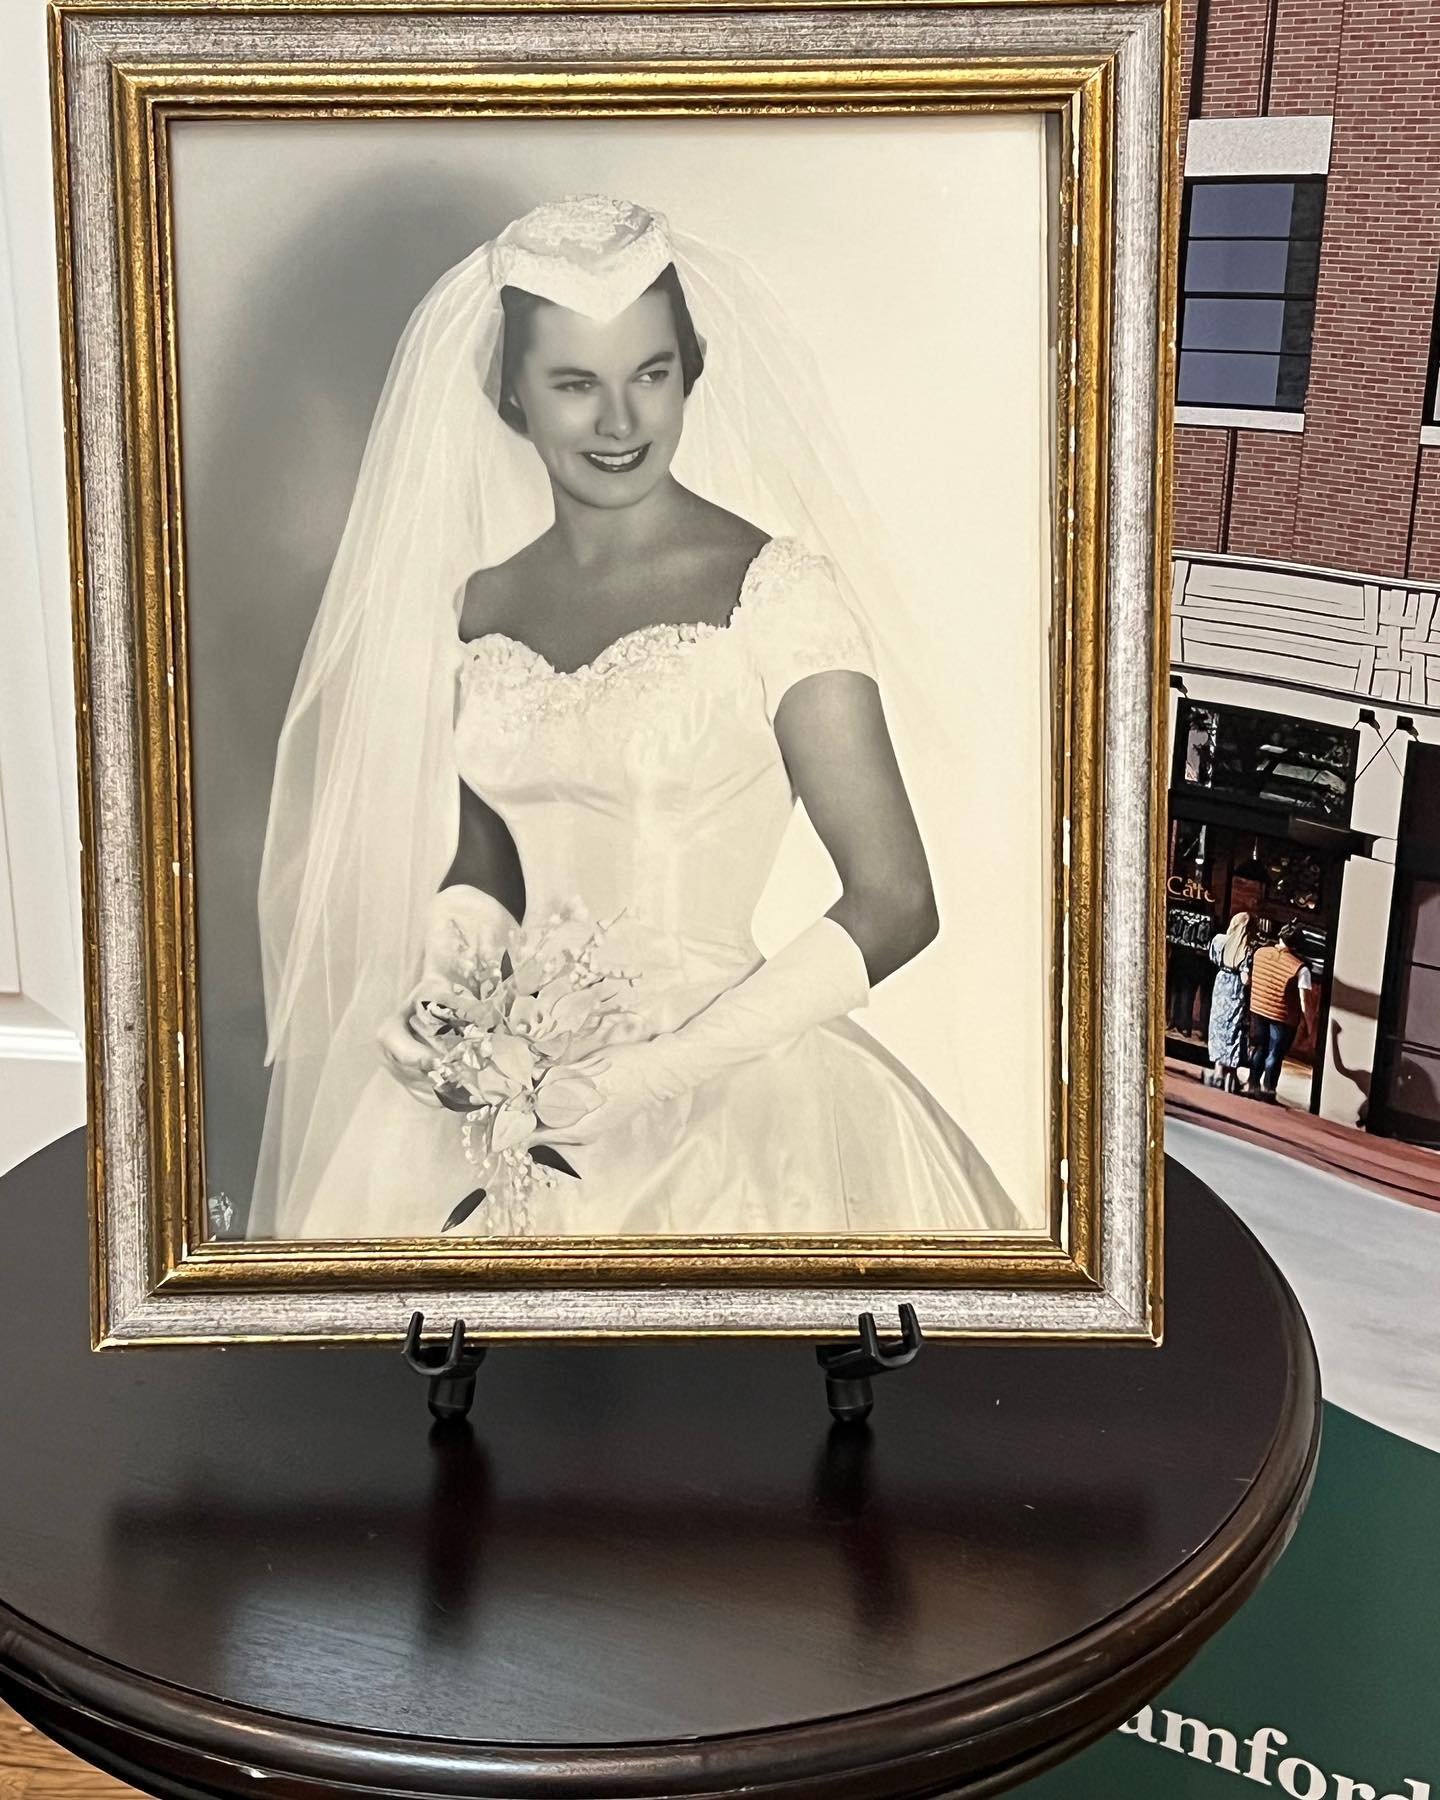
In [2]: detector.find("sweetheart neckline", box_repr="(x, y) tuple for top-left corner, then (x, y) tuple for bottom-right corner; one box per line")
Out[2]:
(458, 534), (788, 682)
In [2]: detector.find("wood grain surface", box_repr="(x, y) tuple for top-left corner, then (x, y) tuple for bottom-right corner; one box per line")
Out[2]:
(0, 1704), (136, 1800)
(0, 1133), (1320, 1800)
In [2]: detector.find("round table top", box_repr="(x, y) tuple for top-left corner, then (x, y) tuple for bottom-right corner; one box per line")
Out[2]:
(0, 1132), (1319, 1800)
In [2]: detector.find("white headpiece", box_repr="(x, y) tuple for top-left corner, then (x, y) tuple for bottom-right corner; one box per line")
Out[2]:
(251, 193), (949, 1236)
(488, 193), (676, 319)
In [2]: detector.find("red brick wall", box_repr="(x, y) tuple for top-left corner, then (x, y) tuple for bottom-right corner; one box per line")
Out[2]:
(1195, 0), (1271, 115)
(1176, 0), (1440, 584)
(1174, 427), (1230, 553)
(1179, 0), (1199, 154)
(1227, 432), (1302, 560)
(1289, 0), (1440, 577)
(1174, 430), (1304, 560)
(1266, 0), (1343, 115)
(1410, 451), (1440, 585)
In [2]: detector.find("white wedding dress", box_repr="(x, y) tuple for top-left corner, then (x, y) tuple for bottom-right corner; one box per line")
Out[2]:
(280, 537), (1022, 1239)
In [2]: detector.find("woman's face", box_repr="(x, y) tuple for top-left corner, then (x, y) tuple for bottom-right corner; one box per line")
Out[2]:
(509, 289), (686, 511)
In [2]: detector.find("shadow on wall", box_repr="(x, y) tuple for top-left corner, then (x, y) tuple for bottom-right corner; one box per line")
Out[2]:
(1324, 973), (1382, 1129)
(1329, 1017), (1372, 1127)
(182, 165), (535, 1229)
(1328, 969), (1440, 1137)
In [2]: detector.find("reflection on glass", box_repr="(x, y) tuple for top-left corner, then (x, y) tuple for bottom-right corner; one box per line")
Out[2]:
(1183, 297), (1286, 353)
(1176, 701), (1355, 825)
(1179, 177), (1326, 413)
(1189, 181), (1296, 239)
(1185, 237), (1290, 294)
(1179, 349), (1280, 407)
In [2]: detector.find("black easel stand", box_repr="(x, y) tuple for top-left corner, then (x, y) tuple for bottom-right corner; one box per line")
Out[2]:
(815, 1304), (924, 1424)
(402, 1313), (487, 1423)
(403, 1304), (923, 1426)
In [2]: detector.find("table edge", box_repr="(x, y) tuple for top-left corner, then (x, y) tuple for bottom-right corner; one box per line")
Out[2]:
(0, 1212), (1321, 1800)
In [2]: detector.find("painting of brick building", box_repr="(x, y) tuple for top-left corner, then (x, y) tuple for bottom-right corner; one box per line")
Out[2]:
(1166, 0), (1440, 1143)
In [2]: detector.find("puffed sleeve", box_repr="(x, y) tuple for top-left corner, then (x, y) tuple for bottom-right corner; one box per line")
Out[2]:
(746, 540), (878, 726)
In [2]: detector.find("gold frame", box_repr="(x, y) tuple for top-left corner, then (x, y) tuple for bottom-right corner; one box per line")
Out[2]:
(51, 5), (1177, 1344)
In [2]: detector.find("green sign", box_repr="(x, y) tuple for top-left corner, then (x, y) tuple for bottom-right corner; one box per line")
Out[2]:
(1014, 1406), (1439, 1800)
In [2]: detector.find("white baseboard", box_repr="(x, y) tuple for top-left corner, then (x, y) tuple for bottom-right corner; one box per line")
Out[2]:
(0, 1018), (84, 1062)
(0, 1002), (85, 1176)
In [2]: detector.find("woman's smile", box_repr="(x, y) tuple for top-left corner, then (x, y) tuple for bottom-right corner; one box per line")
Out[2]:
(582, 444), (651, 474)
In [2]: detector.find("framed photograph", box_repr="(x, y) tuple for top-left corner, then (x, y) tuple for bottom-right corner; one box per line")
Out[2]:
(51, 0), (1177, 1345)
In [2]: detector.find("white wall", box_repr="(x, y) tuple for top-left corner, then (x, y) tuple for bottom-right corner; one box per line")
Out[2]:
(0, 2), (86, 1174)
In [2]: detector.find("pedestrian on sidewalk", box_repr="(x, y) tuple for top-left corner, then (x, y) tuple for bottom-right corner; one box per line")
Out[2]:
(1247, 923), (1317, 1104)
(1167, 940), (1206, 1036)
(1205, 911), (1255, 1093)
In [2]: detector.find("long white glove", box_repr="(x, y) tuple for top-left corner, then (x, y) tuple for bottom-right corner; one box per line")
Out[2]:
(378, 885), (519, 1106)
(532, 916), (869, 1147)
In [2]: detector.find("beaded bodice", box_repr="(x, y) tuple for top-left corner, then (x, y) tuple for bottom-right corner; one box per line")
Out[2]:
(452, 535), (873, 1024)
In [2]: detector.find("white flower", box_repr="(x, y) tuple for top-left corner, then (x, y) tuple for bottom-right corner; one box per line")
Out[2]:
(426, 903), (638, 1228)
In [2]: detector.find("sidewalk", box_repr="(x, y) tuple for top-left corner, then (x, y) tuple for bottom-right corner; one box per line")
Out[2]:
(1164, 1056), (1440, 1216)
(1165, 1119), (1440, 1453)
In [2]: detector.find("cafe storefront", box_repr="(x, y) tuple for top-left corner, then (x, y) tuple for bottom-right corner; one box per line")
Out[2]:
(1165, 697), (1363, 1113)
(1168, 549), (1440, 1141)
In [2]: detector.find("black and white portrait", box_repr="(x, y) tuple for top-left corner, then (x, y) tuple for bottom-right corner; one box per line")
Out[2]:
(172, 116), (1058, 1242)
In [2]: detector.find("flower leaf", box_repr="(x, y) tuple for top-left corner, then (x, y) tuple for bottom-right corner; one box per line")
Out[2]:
(530, 1145), (580, 1180)
(441, 1187), (488, 1232)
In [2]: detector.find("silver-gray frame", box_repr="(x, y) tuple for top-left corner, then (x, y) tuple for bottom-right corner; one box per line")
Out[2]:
(59, 3), (1167, 1342)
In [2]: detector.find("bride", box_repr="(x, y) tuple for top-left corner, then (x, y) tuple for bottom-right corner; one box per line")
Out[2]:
(250, 194), (1022, 1240)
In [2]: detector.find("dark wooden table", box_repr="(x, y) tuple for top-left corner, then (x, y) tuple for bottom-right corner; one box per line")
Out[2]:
(0, 1131), (1319, 1800)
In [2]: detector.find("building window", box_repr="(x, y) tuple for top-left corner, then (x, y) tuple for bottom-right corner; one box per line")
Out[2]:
(1174, 700), (1355, 826)
(1178, 178), (1325, 412)
(1426, 273), (1440, 427)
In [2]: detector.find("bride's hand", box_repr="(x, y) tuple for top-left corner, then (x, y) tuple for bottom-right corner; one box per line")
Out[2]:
(529, 1041), (680, 1150)
(377, 1000), (442, 1107)
(377, 993), (474, 1110)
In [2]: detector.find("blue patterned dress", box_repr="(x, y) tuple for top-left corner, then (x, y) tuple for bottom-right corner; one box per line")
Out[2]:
(1207, 935), (1251, 1067)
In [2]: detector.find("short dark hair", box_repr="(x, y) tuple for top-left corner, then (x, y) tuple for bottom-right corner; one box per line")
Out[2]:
(495, 262), (705, 435)
(1278, 922), (1305, 950)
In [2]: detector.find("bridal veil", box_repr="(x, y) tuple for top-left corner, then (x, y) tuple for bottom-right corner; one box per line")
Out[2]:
(252, 193), (956, 1237)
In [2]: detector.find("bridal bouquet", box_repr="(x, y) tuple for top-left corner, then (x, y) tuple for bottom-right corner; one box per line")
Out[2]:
(408, 905), (638, 1232)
